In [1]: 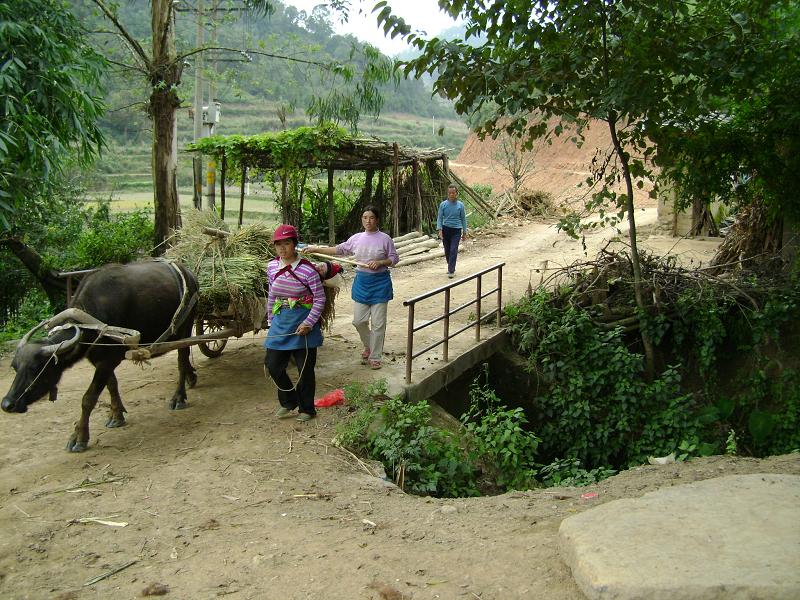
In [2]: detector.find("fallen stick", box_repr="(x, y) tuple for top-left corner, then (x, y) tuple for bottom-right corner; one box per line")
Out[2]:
(83, 560), (138, 587)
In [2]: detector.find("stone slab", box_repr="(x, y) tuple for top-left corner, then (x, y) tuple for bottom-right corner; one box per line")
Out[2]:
(400, 329), (509, 403)
(559, 474), (800, 599)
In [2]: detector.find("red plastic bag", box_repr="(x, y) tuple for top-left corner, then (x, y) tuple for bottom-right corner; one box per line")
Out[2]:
(315, 388), (345, 408)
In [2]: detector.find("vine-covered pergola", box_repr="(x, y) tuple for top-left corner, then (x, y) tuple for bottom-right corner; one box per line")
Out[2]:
(189, 123), (492, 244)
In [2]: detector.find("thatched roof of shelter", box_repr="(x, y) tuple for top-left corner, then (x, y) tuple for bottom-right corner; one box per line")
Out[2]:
(188, 123), (495, 242)
(188, 123), (448, 171)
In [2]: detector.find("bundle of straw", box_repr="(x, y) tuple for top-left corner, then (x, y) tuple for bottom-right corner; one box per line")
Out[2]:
(166, 210), (273, 328)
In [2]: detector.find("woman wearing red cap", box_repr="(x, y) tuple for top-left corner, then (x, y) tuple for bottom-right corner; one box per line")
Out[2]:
(264, 224), (325, 422)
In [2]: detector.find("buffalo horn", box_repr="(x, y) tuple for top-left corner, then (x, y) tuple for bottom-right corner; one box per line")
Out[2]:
(46, 308), (104, 328)
(41, 324), (82, 355)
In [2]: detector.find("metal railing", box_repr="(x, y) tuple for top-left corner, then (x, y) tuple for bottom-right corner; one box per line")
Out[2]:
(402, 262), (504, 384)
(58, 269), (98, 305)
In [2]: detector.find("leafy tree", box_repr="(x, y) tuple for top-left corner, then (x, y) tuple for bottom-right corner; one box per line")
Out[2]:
(84, 0), (397, 251)
(0, 0), (106, 230)
(376, 0), (795, 374)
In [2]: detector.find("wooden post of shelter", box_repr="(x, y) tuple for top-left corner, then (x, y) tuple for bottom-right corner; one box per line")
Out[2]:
(238, 165), (247, 229)
(392, 143), (400, 237)
(327, 167), (335, 245)
(219, 150), (226, 221)
(442, 155), (450, 181)
(412, 160), (423, 233)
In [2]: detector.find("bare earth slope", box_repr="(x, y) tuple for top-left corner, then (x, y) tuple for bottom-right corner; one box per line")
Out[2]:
(1, 215), (796, 600)
(452, 119), (656, 208)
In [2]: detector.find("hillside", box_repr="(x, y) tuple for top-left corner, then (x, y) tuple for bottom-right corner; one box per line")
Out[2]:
(452, 119), (658, 208)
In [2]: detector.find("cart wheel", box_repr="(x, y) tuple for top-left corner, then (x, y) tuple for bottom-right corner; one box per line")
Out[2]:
(196, 319), (228, 358)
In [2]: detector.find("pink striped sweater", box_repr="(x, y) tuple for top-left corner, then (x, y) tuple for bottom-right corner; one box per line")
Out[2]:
(266, 257), (325, 328)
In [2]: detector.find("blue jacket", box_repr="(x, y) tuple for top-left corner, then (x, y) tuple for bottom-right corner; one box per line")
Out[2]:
(437, 199), (467, 232)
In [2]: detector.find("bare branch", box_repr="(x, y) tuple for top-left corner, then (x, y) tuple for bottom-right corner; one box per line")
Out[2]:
(175, 46), (333, 70)
(108, 101), (148, 113)
(89, 0), (151, 70)
(105, 58), (148, 75)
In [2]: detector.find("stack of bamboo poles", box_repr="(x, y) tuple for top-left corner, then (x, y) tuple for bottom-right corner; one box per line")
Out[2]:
(394, 231), (445, 268)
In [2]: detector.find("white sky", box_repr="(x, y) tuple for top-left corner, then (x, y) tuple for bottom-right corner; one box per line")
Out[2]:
(283, 0), (462, 56)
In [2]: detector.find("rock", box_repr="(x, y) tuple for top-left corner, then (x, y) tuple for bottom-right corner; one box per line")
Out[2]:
(559, 474), (800, 599)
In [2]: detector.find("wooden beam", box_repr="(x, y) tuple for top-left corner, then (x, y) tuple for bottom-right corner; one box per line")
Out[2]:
(413, 160), (423, 233)
(238, 165), (247, 229)
(328, 167), (335, 245)
(219, 150), (226, 221)
(392, 143), (400, 237)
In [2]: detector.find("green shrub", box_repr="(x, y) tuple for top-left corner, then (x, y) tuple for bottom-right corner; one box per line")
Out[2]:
(506, 289), (696, 469)
(368, 396), (479, 497)
(68, 201), (154, 268)
(537, 458), (616, 487)
(0, 289), (53, 346)
(461, 367), (540, 490)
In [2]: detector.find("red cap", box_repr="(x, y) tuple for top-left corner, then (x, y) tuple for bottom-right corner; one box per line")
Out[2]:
(272, 224), (298, 243)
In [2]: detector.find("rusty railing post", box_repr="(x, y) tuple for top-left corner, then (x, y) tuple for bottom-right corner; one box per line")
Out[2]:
(497, 265), (503, 327)
(443, 288), (451, 362)
(475, 274), (482, 341)
(406, 302), (415, 384)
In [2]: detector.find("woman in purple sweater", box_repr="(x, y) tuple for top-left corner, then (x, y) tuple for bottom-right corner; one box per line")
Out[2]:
(306, 206), (399, 369)
(265, 224), (325, 422)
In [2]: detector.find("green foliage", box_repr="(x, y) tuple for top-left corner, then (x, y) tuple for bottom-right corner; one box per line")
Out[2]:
(461, 368), (540, 491)
(505, 265), (800, 470)
(0, 0), (106, 228)
(726, 429), (738, 456)
(191, 124), (348, 173)
(334, 379), (386, 454)
(0, 289), (53, 346)
(369, 396), (479, 497)
(67, 202), (154, 268)
(377, 0), (800, 250)
(537, 458), (616, 488)
(301, 172), (362, 238)
(506, 289), (696, 469)
(337, 377), (543, 497)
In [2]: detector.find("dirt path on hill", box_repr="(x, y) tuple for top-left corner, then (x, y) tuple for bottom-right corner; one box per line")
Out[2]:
(1, 212), (797, 600)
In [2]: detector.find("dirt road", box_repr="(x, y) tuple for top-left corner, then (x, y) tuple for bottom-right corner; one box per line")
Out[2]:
(1, 211), (797, 600)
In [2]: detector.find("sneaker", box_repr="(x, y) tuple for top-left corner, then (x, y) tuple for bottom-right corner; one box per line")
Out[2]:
(276, 407), (295, 419)
(448, 272), (455, 279)
(296, 412), (315, 423)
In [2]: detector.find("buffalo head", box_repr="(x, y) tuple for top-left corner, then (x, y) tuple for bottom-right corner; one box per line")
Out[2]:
(2, 323), (82, 413)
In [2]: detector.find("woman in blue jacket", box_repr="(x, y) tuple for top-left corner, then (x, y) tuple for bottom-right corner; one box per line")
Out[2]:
(437, 184), (468, 278)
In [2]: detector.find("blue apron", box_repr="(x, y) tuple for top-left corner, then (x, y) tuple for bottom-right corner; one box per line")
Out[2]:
(352, 270), (393, 304)
(264, 305), (323, 351)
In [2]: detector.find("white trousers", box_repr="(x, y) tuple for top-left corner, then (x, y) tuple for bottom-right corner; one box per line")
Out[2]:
(352, 301), (388, 361)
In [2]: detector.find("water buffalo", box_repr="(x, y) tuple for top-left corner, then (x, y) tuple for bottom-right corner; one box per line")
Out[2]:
(2, 260), (199, 452)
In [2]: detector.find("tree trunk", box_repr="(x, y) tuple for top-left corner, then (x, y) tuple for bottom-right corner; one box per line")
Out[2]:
(0, 239), (67, 307)
(150, 0), (182, 254)
(606, 115), (655, 378)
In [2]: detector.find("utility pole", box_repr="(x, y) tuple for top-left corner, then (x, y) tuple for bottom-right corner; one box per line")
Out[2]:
(204, 0), (219, 211)
(192, 0), (205, 210)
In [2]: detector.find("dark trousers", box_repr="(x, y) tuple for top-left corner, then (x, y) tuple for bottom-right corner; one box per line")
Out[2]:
(442, 226), (462, 274)
(265, 347), (317, 415)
